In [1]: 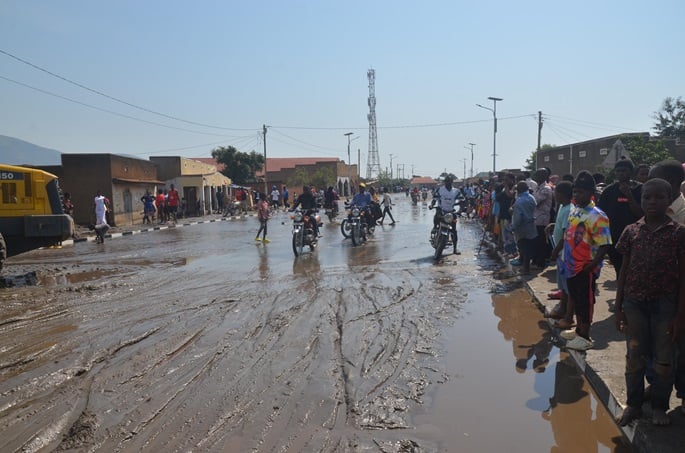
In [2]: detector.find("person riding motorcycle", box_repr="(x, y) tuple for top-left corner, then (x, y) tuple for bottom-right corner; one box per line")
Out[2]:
(430, 176), (461, 254)
(292, 185), (320, 237)
(324, 186), (339, 213)
(351, 183), (371, 207)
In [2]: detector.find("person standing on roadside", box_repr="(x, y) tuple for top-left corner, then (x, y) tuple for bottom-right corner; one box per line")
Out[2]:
(270, 185), (280, 210)
(614, 178), (685, 427)
(561, 171), (612, 351)
(548, 181), (574, 328)
(532, 168), (554, 268)
(598, 159), (643, 278)
(255, 193), (270, 243)
(141, 190), (155, 224)
(155, 189), (167, 223)
(511, 181), (537, 275)
(282, 185), (290, 210)
(167, 184), (180, 224)
(93, 190), (110, 243)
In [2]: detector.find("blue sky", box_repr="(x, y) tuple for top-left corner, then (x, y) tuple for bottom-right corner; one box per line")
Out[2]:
(1, 0), (683, 178)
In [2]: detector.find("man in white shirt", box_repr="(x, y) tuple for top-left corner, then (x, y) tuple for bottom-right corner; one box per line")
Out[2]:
(430, 176), (461, 254)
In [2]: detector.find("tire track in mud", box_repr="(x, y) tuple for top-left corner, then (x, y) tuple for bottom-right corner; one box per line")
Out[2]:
(1, 224), (494, 452)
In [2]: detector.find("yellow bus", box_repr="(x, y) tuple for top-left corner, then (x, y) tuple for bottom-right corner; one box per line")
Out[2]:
(0, 164), (74, 270)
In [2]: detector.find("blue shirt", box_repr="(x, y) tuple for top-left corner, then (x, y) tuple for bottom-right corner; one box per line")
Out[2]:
(351, 192), (371, 207)
(511, 191), (537, 240)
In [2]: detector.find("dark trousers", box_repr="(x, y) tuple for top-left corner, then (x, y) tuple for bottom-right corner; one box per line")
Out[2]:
(533, 225), (551, 267)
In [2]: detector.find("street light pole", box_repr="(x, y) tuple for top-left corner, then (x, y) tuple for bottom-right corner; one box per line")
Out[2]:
(344, 132), (353, 196)
(476, 97), (503, 174)
(464, 143), (475, 179)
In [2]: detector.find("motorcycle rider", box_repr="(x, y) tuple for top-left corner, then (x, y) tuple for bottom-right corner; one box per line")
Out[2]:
(324, 186), (339, 215)
(351, 183), (371, 207)
(430, 175), (461, 254)
(292, 185), (321, 237)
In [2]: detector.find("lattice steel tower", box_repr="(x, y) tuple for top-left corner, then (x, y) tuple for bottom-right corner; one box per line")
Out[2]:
(366, 69), (381, 179)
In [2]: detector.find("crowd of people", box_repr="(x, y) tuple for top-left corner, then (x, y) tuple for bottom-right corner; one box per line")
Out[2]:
(470, 158), (685, 427)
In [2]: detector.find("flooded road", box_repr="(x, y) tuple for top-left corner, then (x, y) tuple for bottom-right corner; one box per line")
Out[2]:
(0, 198), (630, 451)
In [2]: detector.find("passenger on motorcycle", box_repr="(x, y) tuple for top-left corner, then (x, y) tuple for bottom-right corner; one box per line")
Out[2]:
(292, 185), (321, 237)
(430, 175), (461, 254)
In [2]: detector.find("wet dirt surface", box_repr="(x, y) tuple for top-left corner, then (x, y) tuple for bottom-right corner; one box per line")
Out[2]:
(0, 199), (631, 451)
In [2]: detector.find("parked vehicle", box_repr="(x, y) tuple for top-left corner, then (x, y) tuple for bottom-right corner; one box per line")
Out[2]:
(0, 164), (74, 271)
(291, 208), (319, 257)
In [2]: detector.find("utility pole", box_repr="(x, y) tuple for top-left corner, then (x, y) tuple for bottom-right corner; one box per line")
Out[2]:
(465, 143), (475, 179)
(461, 158), (467, 180)
(537, 111), (543, 170)
(262, 124), (268, 196)
(476, 97), (503, 174)
(345, 132), (353, 196)
(388, 153), (395, 180)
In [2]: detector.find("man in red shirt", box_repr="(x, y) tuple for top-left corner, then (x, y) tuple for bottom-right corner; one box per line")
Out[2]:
(167, 184), (180, 224)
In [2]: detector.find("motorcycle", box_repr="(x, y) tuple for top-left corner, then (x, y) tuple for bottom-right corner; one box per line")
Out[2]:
(291, 208), (320, 257)
(340, 203), (376, 246)
(324, 201), (339, 223)
(411, 191), (419, 205)
(429, 207), (457, 260)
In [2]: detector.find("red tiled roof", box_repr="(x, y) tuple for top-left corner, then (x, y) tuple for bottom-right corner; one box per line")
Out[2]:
(410, 176), (437, 185)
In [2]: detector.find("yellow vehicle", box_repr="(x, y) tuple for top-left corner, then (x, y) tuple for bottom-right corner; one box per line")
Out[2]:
(0, 164), (74, 270)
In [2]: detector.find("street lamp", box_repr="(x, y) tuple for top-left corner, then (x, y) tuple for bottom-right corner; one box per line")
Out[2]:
(476, 97), (503, 174)
(464, 143), (475, 179)
(344, 132), (354, 196)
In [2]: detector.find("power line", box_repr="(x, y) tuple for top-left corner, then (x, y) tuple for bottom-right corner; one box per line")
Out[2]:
(0, 48), (255, 131)
(544, 113), (635, 132)
(0, 74), (251, 137)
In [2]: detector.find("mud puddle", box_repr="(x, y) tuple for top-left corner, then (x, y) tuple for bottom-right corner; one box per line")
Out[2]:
(414, 286), (631, 452)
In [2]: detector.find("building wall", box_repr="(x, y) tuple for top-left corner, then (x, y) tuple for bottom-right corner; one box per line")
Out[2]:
(536, 133), (649, 176)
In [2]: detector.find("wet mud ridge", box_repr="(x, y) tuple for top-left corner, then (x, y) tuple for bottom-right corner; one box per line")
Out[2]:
(0, 248), (478, 451)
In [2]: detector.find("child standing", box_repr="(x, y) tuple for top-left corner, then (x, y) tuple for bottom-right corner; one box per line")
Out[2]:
(548, 181), (574, 328)
(255, 194), (270, 243)
(561, 171), (611, 351)
(614, 178), (685, 426)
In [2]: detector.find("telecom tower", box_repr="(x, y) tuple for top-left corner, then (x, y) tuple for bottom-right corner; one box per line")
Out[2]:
(366, 69), (381, 179)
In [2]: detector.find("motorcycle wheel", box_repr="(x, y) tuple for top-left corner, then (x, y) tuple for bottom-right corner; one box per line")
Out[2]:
(340, 219), (352, 238)
(434, 233), (446, 261)
(292, 230), (305, 257)
(367, 224), (375, 235)
(351, 224), (361, 246)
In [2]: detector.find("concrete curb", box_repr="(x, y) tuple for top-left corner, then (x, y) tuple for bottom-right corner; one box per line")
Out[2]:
(60, 213), (257, 247)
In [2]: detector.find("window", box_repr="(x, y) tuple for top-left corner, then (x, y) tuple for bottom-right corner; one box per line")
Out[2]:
(599, 148), (608, 155)
(578, 150), (587, 158)
(543, 156), (550, 162)
(1, 182), (18, 203)
(558, 154), (565, 160)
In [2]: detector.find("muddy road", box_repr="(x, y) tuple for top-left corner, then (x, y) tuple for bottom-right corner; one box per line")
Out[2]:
(0, 199), (628, 452)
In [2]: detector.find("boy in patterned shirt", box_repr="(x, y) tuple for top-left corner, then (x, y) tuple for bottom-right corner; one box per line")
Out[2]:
(614, 178), (685, 426)
(561, 171), (612, 351)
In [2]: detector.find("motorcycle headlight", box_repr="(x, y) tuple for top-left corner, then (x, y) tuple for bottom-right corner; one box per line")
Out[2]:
(294, 212), (303, 222)
(352, 208), (360, 216)
(443, 212), (455, 223)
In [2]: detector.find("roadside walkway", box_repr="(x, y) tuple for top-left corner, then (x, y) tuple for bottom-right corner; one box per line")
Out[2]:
(502, 251), (685, 452)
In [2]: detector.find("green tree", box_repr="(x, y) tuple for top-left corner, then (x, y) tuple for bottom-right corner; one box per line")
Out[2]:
(653, 96), (685, 139)
(211, 146), (265, 184)
(622, 136), (671, 166)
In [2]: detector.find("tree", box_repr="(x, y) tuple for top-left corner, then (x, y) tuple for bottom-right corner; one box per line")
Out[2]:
(211, 146), (265, 185)
(622, 136), (671, 167)
(653, 96), (685, 139)
(286, 166), (336, 192)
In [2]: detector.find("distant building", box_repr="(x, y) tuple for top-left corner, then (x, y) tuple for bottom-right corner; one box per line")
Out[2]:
(409, 176), (438, 190)
(61, 154), (163, 226)
(257, 157), (358, 197)
(536, 133), (651, 177)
